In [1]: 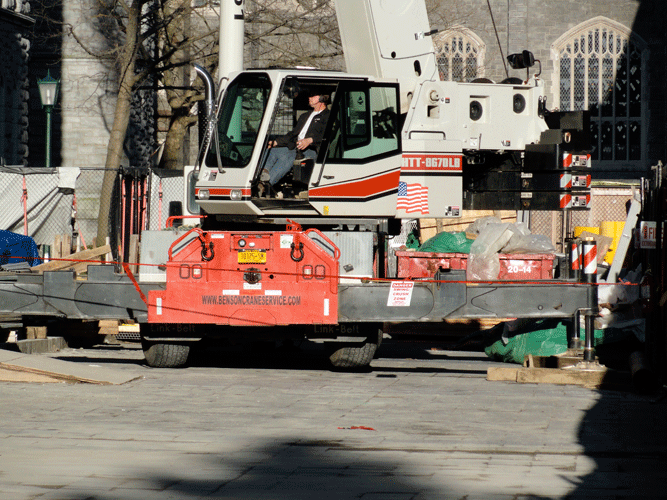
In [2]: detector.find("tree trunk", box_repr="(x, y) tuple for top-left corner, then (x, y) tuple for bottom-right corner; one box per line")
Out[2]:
(159, 0), (197, 170)
(95, 0), (142, 248)
(95, 82), (135, 248)
(161, 110), (197, 170)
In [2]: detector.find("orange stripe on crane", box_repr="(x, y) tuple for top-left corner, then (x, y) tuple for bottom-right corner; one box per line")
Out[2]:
(309, 170), (400, 198)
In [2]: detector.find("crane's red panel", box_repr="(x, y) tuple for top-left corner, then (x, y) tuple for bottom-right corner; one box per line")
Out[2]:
(148, 229), (339, 326)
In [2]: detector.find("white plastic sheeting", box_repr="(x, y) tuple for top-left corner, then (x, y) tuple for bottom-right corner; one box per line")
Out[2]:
(0, 166), (80, 246)
(0, 166), (188, 248)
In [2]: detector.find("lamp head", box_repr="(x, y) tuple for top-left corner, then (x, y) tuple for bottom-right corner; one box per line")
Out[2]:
(38, 71), (60, 108)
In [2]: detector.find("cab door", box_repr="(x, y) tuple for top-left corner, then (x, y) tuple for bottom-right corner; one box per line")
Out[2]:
(308, 82), (402, 217)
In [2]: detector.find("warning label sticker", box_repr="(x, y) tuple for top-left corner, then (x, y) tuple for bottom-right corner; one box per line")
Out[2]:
(387, 281), (414, 307)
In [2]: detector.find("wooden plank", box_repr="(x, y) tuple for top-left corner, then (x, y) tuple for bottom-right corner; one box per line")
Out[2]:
(105, 237), (113, 262)
(0, 366), (61, 383)
(442, 318), (508, 329)
(63, 234), (72, 257)
(418, 210), (517, 243)
(118, 323), (140, 333)
(487, 365), (628, 389)
(53, 234), (62, 259)
(98, 320), (119, 335)
(32, 245), (112, 272)
(486, 366), (519, 382)
(128, 234), (140, 274)
(517, 366), (607, 386)
(419, 218), (438, 242)
(25, 326), (48, 340)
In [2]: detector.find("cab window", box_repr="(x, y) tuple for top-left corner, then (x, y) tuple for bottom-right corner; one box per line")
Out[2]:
(323, 83), (400, 163)
(207, 73), (272, 168)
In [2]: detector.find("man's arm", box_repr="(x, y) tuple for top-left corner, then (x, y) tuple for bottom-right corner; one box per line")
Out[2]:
(302, 109), (330, 150)
(273, 112), (312, 149)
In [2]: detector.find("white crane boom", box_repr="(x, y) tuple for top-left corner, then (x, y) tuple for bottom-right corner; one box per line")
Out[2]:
(333, 0), (438, 107)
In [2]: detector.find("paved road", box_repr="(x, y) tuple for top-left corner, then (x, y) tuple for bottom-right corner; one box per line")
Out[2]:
(0, 338), (665, 500)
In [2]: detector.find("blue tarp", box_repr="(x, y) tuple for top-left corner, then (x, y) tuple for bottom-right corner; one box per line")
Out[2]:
(0, 230), (40, 267)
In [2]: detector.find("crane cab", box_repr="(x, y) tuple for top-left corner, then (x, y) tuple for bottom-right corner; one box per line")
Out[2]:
(193, 69), (403, 220)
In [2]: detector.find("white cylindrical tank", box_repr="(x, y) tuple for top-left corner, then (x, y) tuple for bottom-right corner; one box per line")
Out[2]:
(219, 0), (245, 80)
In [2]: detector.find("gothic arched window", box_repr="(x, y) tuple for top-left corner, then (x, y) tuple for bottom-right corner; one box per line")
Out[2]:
(434, 27), (486, 82)
(552, 18), (647, 171)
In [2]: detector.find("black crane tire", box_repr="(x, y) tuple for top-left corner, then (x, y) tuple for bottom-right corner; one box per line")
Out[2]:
(142, 340), (190, 368)
(327, 327), (382, 371)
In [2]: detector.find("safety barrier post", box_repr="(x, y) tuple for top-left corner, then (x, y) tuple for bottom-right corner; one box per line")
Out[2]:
(568, 238), (583, 349)
(569, 238), (581, 281)
(581, 237), (598, 362)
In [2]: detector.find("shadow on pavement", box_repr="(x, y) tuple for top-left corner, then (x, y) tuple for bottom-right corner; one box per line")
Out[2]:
(47, 438), (557, 499)
(566, 388), (667, 498)
(372, 365), (487, 376)
(188, 339), (334, 371)
(186, 337), (492, 375)
(566, 0), (667, 494)
(44, 354), (146, 366)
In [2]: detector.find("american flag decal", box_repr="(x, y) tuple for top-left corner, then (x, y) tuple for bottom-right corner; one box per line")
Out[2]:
(397, 181), (429, 214)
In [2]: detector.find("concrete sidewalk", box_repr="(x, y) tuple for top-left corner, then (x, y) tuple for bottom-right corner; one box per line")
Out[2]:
(0, 345), (142, 385)
(1, 340), (665, 499)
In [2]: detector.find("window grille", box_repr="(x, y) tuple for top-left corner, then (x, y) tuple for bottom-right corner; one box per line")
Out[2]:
(552, 18), (647, 172)
(433, 27), (486, 82)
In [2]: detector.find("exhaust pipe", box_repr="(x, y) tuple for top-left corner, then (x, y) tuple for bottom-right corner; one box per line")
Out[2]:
(194, 63), (216, 168)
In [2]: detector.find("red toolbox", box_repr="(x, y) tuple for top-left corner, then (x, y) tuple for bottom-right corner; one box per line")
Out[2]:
(395, 251), (555, 280)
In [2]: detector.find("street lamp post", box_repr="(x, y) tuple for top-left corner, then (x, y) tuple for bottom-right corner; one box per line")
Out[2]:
(37, 71), (60, 168)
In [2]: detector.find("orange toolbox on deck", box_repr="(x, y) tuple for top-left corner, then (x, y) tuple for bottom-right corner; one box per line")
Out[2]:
(395, 251), (555, 280)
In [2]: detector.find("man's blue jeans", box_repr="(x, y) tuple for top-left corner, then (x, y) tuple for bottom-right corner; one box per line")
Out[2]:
(265, 147), (316, 186)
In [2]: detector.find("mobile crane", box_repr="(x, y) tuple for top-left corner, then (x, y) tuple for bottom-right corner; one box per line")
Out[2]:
(0, 0), (595, 369)
(137, 0), (594, 367)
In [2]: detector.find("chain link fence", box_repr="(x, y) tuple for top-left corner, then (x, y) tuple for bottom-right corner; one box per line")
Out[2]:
(110, 167), (190, 264)
(0, 165), (639, 265)
(0, 166), (112, 257)
(529, 185), (637, 252)
(0, 166), (187, 264)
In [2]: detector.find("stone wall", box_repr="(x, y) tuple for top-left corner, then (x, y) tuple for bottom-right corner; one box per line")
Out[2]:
(58, 0), (117, 172)
(458, 1), (639, 105)
(431, 0), (667, 177)
(24, 0), (667, 178)
(0, 5), (32, 166)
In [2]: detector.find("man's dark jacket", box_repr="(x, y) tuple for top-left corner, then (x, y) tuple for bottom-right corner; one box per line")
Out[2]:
(275, 109), (331, 153)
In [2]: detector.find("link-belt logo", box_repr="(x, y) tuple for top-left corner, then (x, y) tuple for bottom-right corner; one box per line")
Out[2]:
(402, 154), (462, 171)
(202, 295), (302, 306)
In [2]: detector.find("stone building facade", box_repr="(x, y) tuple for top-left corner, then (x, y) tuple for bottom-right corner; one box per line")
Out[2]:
(430, 0), (667, 180)
(23, 0), (158, 240)
(0, 0), (661, 249)
(30, 0), (155, 172)
(0, 0), (32, 166)
(19, 1), (667, 180)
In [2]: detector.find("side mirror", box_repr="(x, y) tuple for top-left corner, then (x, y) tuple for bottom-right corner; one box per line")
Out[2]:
(507, 50), (535, 70)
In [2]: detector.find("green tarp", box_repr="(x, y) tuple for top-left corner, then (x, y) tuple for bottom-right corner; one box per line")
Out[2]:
(418, 231), (474, 253)
(484, 319), (633, 364)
